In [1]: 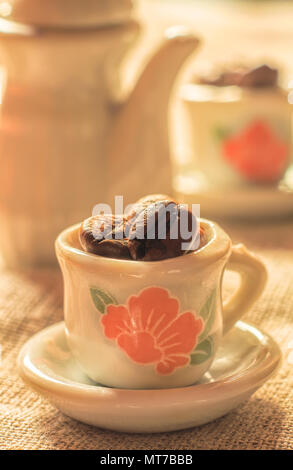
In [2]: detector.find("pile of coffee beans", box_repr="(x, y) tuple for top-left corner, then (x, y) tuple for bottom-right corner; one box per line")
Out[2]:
(197, 64), (278, 88)
(79, 194), (205, 261)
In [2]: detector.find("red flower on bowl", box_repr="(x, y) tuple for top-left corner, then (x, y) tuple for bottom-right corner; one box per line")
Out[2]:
(222, 120), (289, 182)
(100, 287), (203, 375)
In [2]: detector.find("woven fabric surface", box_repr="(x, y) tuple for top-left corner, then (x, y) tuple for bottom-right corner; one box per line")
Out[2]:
(0, 219), (292, 450)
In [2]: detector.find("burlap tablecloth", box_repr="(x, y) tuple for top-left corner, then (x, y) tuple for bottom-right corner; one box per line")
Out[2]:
(0, 219), (292, 450)
(0, 0), (292, 451)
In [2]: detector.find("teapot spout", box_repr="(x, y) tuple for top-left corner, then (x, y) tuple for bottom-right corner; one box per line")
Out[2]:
(107, 26), (200, 204)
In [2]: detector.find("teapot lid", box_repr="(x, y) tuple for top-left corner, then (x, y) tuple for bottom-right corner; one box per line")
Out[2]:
(0, 0), (134, 28)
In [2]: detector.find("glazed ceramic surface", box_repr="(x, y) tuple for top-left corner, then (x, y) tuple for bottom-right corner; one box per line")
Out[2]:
(55, 219), (267, 389)
(0, 0), (134, 27)
(174, 165), (293, 219)
(0, 13), (199, 267)
(181, 84), (292, 188)
(18, 320), (281, 433)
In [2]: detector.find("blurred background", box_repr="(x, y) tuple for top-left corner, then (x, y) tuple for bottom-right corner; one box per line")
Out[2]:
(0, 0), (293, 266)
(134, 0), (293, 213)
(1, 0), (293, 450)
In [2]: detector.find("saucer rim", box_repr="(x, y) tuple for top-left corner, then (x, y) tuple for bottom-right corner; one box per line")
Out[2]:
(18, 320), (282, 402)
(174, 167), (293, 220)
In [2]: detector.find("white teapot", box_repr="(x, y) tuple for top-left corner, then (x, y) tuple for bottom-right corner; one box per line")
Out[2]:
(0, 0), (198, 267)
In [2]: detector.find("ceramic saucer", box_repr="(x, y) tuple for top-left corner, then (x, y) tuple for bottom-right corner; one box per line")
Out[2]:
(174, 166), (293, 220)
(18, 321), (281, 433)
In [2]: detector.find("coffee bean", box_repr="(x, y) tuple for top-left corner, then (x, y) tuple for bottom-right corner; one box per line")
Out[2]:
(127, 200), (198, 261)
(89, 239), (131, 259)
(240, 65), (278, 88)
(79, 214), (131, 259)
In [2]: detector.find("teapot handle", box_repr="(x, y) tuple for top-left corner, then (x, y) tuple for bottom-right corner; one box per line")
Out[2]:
(222, 244), (267, 334)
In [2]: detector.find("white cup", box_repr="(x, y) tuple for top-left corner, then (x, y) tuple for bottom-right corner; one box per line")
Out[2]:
(181, 84), (292, 187)
(56, 219), (267, 389)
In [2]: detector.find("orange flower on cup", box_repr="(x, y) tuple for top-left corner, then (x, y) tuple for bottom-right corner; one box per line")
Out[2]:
(222, 120), (289, 182)
(100, 287), (203, 375)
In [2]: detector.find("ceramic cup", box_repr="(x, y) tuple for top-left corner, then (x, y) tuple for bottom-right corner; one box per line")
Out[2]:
(181, 84), (292, 188)
(55, 219), (267, 389)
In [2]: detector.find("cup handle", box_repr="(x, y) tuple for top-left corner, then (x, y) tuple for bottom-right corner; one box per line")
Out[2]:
(222, 244), (267, 335)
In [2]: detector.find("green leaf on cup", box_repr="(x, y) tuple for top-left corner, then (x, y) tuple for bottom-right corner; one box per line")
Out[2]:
(190, 336), (214, 366)
(90, 287), (117, 314)
(214, 126), (230, 141)
(198, 287), (217, 342)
